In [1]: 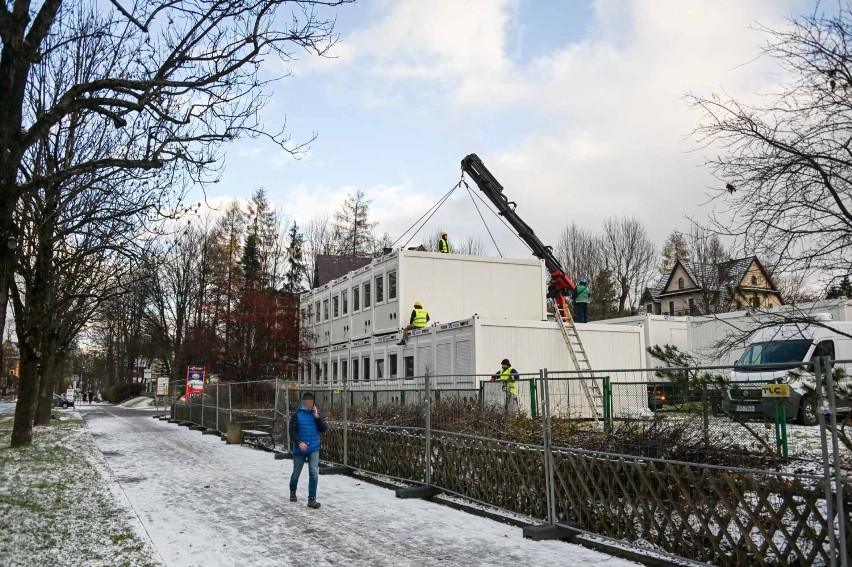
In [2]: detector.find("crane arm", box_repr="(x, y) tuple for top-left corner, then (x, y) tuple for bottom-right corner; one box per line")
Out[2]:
(460, 153), (575, 296)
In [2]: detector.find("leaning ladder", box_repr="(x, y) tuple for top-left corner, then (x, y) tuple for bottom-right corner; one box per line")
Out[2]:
(548, 298), (604, 421)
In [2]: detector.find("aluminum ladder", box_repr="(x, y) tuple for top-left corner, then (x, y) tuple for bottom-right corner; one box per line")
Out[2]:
(549, 298), (604, 421)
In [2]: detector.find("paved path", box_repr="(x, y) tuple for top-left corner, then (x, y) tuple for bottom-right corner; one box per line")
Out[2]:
(81, 406), (635, 567)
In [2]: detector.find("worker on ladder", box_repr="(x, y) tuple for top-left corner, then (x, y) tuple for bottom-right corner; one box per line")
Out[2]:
(438, 231), (451, 253)
(397, 301), (430, 346)
(491, 359), (519, 412)
(573, 277), (590, 323)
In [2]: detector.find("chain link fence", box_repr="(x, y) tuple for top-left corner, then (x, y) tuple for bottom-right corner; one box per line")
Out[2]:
(169, 358), (851, 566)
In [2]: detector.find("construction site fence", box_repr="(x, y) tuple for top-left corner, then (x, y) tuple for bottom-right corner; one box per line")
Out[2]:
(170, 358), (852, 567)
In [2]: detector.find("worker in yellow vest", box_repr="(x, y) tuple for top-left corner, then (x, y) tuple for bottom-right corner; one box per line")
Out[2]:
(438, 231), (451, 253)
(491, 359), (519, 412)
(397, 301), (430, 346)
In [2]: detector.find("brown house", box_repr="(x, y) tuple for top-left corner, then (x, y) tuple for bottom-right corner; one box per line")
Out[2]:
(2, 340), (20, 395)
(642, 257), (783, 316)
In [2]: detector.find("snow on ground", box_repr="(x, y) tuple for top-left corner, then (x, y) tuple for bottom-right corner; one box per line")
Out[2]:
(0, 413), (161, 567)
(81, 406), (637, 567)
(119, 396), (155, 409)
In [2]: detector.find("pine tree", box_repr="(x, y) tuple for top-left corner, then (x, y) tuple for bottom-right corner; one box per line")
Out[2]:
(284, 222), (306, 294)
(333, 189), (377, 256)
(659, 231), (690, 273)
(240, 232), (261, 291)
(826, 275), (852, 299)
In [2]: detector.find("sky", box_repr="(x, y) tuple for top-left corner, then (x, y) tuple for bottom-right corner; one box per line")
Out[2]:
(193, 0), (814, 260)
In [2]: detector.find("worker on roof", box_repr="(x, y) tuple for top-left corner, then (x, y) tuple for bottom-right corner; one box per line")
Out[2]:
(491, 359), (519, 412)
(397, 301), (430, 346)
(438, 231), (451, 254)
(573, 277), (590, 323)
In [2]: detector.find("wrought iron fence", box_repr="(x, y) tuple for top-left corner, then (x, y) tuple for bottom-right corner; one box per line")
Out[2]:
(169, 358), (851, 566)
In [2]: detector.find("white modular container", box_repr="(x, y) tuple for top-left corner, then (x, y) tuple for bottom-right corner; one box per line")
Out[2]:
(300, 250), (549, 348)
(600, 314), (690, 367)
(300, 316), (648, 418)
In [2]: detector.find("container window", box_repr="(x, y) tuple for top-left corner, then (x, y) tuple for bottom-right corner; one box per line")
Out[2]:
(388, 271), (397, 300)
(341, 360), (348, 381)
(404, 356), (414, 378)
(353, 285), (360, 311)
(342, 290), (348, 315)
(363, 357), (371, 381)
(323, 299), (329, 321)
(322, 362), (328, 384)
(376, 359), (384, 379)
(389, 354), (398, 378)
(332, 295), (339, 318)
(314, 301), (320, 324)
(375, 275), (384, 303)
(364, 282), (371, 308)
(332, 361), (338, 383)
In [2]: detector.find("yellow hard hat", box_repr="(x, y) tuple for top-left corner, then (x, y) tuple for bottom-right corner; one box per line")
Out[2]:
(414, 301), (422, 308)
(440, 231), (447, 237)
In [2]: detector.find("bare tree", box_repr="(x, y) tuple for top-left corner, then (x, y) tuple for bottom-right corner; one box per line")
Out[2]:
(689, 6), (852, 299)
(555, 221), (604, 282)
(600, 216), (657, 315)
(304, 213), (335, 288)
(686, 225), (732, 314)
(0, 0), (348, 386)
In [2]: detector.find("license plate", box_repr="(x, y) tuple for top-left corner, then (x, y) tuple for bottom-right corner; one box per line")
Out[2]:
(735, 405), (756, 412)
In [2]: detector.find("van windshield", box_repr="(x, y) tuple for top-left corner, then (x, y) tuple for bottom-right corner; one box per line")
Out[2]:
(736, 339), (812, 371)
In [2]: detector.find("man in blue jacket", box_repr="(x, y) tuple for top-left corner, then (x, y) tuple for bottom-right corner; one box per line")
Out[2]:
(289, 392), (328, 508)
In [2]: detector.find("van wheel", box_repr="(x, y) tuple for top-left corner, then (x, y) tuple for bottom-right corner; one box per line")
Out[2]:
(797, 394), (818, 426)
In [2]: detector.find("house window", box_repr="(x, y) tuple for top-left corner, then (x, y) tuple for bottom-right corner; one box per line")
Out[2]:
(669, 301), (675, 316)
(751, 296), (760, 309)
(751, 275), (757, 285)
(388, 271), (397, 300)
(375, 275), (384, 303)
(376, 359), (385, 379)
(323, 299), (329, 321)
(332, 361), (338, 384)
(363, 357), (371, 381)
(352, 285), (360, 311)
(332, 295), (339, 318)
(364, 282), (371, 308)
(341, 360), (348, 382)
(403, 356), (415, 378)
(645, 303), (653, 314)
(389, 354), (398, 378)
(352, 359), (360, 382)
(678, 277), (685, 290)
(342, 290), (348, 315)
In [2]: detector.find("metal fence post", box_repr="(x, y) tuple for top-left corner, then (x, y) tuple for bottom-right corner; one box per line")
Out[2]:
(816, 357), (839, 567)
(274, 377), (280, 443)
(201, 386), (205, 427)
(823, 356), (848, 566)
(228, 382), (233, 424)
(216, 384), (220, 432)
(539, 368), (557, 525)
(284, 385), (291, 452)
(343, 377), (349, 468)
(424, 373), (432, 486)
(701, 381), (710, 440)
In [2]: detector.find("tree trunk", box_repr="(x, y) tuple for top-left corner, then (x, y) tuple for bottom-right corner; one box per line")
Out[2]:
(35, 346), (60, 426)
(10, 347), (40, 447)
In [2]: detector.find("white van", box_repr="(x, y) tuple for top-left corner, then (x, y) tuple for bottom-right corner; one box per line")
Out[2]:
(727, 315), (852, 425)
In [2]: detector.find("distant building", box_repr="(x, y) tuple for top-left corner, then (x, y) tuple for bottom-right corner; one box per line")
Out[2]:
(642, 256), (783, 316)
(313, 254), (373, 288)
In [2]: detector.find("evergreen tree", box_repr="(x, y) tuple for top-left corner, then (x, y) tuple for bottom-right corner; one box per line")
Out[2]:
(826, 275), (852, 299)
(284, 222), (306, 294)
(240, 232), (262, 291)
(333, 189), (377, 256)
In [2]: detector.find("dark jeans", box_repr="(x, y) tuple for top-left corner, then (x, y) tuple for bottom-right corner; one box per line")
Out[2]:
(575, 302), (589, 323)
(290, 450), (319, 500)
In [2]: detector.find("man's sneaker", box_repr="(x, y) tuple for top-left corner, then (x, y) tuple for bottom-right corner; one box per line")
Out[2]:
(396, 340), (406, 346)
(290, 492), (297, 502)
(307, 500), (321, 509)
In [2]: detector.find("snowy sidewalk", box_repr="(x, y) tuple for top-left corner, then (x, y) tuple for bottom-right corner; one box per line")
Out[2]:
(82, 406), (637, 567)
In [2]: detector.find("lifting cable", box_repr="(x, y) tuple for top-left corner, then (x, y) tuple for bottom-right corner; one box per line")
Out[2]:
(462, 180), (535, 256)
(464, 181), (503, 257)
(392, 180), (461, 250)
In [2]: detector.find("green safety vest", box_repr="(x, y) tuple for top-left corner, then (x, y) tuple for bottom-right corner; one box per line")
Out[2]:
(412, 308), (429, 328)
(499, 366), (517, 395)
(439, 238), (450, 253)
